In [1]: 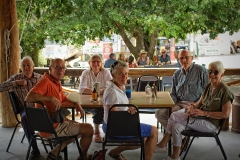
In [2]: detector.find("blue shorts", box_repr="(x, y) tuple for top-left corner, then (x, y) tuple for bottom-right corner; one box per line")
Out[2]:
(102, 122), (152, 137)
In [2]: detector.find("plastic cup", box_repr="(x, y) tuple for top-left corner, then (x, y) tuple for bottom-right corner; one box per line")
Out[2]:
(125, 89), (131, 99)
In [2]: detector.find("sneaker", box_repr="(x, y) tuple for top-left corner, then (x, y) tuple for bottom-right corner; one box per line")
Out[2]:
(154, 145), (167, 153)
(29, 149), (40, 160)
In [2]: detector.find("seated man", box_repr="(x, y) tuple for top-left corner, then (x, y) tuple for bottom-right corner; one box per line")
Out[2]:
(155, 49), (208, 149)
(0, 56), (43, 159)
(25, 58), (93, 160)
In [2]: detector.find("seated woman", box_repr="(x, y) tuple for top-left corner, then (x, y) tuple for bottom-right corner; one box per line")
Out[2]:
(158, 49), (171, 65)
(78, 54), (112, 143)
(128, 55), (138, 68)
(155, 61), (233, 160)
(118, 53), (127, 62)
(102, 60), (158, 160)
(137, 50), (150, 66)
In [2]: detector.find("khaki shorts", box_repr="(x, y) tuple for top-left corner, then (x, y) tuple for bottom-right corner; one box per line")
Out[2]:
(46, 120), (79, 138)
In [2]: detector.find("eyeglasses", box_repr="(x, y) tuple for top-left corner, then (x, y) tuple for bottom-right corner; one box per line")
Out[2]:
(178, 56), (193, 60)
(51, 65), (66, 71)
(208, 70), (219, 75)
(161, 52), (166, 54)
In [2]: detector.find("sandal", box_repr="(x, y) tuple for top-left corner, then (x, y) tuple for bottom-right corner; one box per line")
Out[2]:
(46, 152), (63, 160)
(94, 132), (103, 143)
(108, 152), (127, 160)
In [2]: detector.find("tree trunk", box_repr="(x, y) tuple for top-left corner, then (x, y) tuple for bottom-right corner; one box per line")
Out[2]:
(0, 0), (20, 127)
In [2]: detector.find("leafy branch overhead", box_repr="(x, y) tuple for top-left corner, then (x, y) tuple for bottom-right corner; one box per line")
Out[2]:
(17, 0), (240, 61)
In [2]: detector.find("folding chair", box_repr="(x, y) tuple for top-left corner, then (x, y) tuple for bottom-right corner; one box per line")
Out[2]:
(24, 101), (83, 160)
(6, 91), (26, 152)
(137, 75), (161, 128)
(102, 104), (145, 160)
(180, 118), (227, 160)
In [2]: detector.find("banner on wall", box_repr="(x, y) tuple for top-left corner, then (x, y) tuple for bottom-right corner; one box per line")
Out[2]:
(103, 42), (113, 61)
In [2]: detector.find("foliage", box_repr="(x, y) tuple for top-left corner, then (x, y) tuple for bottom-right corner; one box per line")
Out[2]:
(17, 0), (240, 60)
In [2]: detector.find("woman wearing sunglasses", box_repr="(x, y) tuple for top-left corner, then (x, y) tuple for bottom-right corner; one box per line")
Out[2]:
(155, 61), (233, 160)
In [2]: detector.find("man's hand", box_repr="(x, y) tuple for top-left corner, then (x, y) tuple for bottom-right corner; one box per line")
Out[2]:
(16, 80), (27, 86)
(51, 97), (61, 111)
(75, 103), (84, 119)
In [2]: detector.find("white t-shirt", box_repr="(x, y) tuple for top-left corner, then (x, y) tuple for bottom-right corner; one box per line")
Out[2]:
(103, 81), (128, 123)
(78, 69), (112, 93)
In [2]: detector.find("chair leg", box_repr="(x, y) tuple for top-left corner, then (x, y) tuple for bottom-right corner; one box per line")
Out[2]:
(40, 137), (49, 153)
(25, 138), (33, 160)
(102, 142), (106, 160)
(63, 147), (68, 160)
(215, 136), (227, 160)
(182, 137), (195, 160)
(6, 123), (20, 152)
(21, 134), (25, 143)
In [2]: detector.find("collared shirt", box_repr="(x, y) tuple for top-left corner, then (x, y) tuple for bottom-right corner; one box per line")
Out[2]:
(0, 72), (42, 107)
(158, 54), (170, 63)
(170, 63), (208, 104)
(201, 82), (233, 127)
(78, 68), (112, 94)
(30, 72), (67, 138)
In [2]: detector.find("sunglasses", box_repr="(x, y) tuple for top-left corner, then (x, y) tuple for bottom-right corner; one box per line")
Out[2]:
(208, 70), (219, 75)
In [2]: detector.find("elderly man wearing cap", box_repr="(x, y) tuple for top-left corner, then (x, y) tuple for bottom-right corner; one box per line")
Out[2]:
(104, 53), (116, 68)
(137, 50), (150, 66)
(158, 48), (171, 65)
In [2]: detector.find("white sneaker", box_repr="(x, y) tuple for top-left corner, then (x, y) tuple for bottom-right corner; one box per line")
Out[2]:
(154, 145), (167, 153)
(164, 156), (180, 160)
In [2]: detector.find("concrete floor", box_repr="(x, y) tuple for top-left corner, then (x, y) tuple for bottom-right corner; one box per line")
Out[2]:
(1, 113), (240, 160)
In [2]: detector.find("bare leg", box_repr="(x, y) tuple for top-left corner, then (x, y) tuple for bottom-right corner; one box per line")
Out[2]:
(144, 126), (158, 160)
(94, 124), (100, 133)
(78, 123), (94, 159)
(171, 146), (181, 159)
(157, 133), (171, 148)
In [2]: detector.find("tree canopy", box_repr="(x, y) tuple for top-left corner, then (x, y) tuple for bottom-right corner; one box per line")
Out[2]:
(17, 0), (240, 61)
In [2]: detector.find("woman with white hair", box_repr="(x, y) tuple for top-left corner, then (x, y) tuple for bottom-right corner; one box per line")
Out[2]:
(155, 61), (233, 160)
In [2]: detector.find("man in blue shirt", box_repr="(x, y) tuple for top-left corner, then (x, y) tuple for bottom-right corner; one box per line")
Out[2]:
(104, 53), (116, 68)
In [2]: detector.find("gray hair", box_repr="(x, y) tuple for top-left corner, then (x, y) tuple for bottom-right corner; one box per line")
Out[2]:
(110, 60), (129, 76)
(20, 56), (34, 67)
(208, 61), (225, 74)
(109, 53), (116, 59)
(179, 49), (193, 57)
(49, 58), (66, 67)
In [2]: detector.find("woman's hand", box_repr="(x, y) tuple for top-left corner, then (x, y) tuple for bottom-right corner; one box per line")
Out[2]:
(189, 109), (206, 117)
(128, 107), (137, 115)
(184, 104), (194, 114)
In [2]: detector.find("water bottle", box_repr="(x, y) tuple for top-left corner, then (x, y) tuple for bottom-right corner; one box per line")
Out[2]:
(145, 82), (152, 97)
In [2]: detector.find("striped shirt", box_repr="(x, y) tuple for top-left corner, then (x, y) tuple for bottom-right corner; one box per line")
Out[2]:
(0, 72), (42, 106)
(170, 63), (208, 104)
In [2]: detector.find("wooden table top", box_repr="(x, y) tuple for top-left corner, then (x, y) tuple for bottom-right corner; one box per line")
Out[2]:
(67, 91), (174, 109)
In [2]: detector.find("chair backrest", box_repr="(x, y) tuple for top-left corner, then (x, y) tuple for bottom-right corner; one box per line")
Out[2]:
(24, 101), (57, 137)
(106, 104), (141, 137)
(137, 75), (160, 91)
(8, 91), (21, 115)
